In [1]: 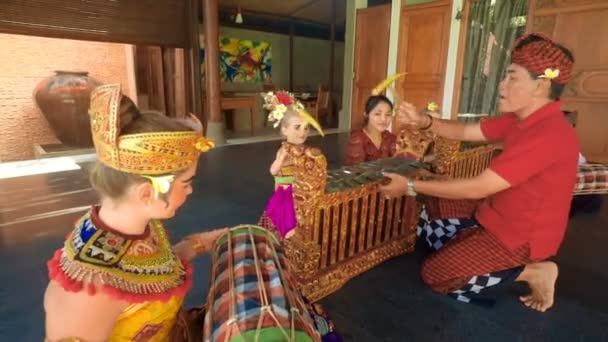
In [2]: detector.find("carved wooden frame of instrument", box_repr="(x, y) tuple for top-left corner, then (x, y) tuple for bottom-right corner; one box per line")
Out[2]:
(281, 133), (497, 302)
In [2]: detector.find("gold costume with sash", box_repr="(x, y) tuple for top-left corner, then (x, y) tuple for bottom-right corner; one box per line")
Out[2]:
(46, 83), (214, 341)
(47, 208), (191, 341)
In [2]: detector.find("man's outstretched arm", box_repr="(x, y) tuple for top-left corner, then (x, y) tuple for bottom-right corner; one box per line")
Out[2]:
(395, 101), (488, 142)
(379, 168), (511, 200)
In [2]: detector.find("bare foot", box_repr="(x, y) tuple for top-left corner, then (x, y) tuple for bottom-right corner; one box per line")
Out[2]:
(516, 261), (558, 312)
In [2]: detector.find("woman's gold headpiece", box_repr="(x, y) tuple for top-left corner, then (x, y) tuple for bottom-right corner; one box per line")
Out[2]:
(89, 84), (214, 176)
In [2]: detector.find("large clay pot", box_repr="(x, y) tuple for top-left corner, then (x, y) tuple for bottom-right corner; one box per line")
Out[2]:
(33, 71), (101, 147)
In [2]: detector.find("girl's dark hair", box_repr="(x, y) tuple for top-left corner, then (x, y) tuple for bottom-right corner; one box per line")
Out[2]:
(363, 95), (393, 125)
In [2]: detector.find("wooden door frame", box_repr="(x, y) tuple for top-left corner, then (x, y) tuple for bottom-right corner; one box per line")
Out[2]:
(524, 0), (608, 161)
(395, 0), (452, 126)
(350, 4), (392, 129)
(398, 0), (453, 79)
(449, 0), (475, 119)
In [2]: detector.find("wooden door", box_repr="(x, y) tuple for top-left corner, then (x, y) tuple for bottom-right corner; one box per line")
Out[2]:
(528, 0), (608, 162)
(394, 0), (451, 131)
(351, 4), (391, 130)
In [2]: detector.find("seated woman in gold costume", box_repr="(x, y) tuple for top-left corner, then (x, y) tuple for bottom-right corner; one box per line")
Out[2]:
(43, 84), (225, 342)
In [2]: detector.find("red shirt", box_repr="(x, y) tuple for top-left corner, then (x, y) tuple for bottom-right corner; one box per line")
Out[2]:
(476, 101), (579, 259)
(343, 129), (396, 166)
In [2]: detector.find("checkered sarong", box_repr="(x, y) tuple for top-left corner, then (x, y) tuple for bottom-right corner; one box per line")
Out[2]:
(416, 208), (476, 251)
(417, 208), (529, 306)
(574, 163), (608, 195)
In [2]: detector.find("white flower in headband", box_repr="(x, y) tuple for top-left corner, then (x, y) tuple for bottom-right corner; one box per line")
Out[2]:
(142, 175), (175, 199)
(262, 91), (293, 127)
(274, 104), (287, 115)
(271, 108), (285, 128)
(260, 89), (325, 136)
(538, 68), (560, 80)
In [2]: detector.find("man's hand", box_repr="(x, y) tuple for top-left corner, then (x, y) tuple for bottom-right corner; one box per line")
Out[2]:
(395, 101), (429, 128)
(378, 172), (409, 199)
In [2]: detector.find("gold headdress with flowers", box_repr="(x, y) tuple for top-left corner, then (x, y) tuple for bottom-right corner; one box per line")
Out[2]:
(262, 90), (324, 136)
(89, 84), (214, 196)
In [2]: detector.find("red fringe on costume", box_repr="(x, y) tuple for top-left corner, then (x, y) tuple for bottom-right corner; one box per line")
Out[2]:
(47, 249), (193, 304)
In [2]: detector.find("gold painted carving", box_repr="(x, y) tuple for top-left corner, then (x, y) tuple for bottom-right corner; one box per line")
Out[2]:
(282, 131), (497, 301)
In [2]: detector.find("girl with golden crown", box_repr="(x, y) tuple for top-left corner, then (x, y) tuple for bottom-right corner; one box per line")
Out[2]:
(257, 90), (325, 239)
(255, 90), (343, 341)
(44, 84), (225, 341)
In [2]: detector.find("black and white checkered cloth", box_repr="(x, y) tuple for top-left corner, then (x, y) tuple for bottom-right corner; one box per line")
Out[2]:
(417, 207), (476, 251)
(449, 273), (503, 303)
(417, 206), (523, 306)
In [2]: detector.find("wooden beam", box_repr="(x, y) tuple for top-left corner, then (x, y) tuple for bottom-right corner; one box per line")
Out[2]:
(217, 6), (346, 42)
(328, 0), (336, 121)
(450, 0), (471, 119)
(150, 47), (167, 113)
(174, 48), (187, 118)
(162, 47), (175, 116)
(287, 0), (321, 16)
(203, 0), (221, 123)
(202, 0), (226, 144)
(187, 0), (202, 119)
(218, 5), (331, 27)
(290, 22), (294, 91)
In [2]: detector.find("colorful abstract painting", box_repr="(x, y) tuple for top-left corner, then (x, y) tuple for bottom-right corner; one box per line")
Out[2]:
(200, 37), (272, 83)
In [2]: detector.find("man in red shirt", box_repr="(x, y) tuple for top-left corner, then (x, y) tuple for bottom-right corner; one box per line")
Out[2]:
(380, 33), (578, 312)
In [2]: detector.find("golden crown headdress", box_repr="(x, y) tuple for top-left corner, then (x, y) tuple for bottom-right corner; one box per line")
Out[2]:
(261, 90), (324, 136)
(89, 84), (214, 177)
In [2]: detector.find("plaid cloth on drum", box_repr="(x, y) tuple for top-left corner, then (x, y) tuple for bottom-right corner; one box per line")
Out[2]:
(204, 225), (320, 342)
(574, 164), (608, 195)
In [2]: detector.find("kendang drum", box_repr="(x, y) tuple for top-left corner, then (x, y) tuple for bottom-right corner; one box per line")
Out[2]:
(204, 225), (321, 342)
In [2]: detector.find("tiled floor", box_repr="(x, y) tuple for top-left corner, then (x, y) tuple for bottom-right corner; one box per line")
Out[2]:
(1, 133), (607, 341)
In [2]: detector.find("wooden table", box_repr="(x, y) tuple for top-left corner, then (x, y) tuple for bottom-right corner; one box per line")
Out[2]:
(220, 95), (257, 136)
